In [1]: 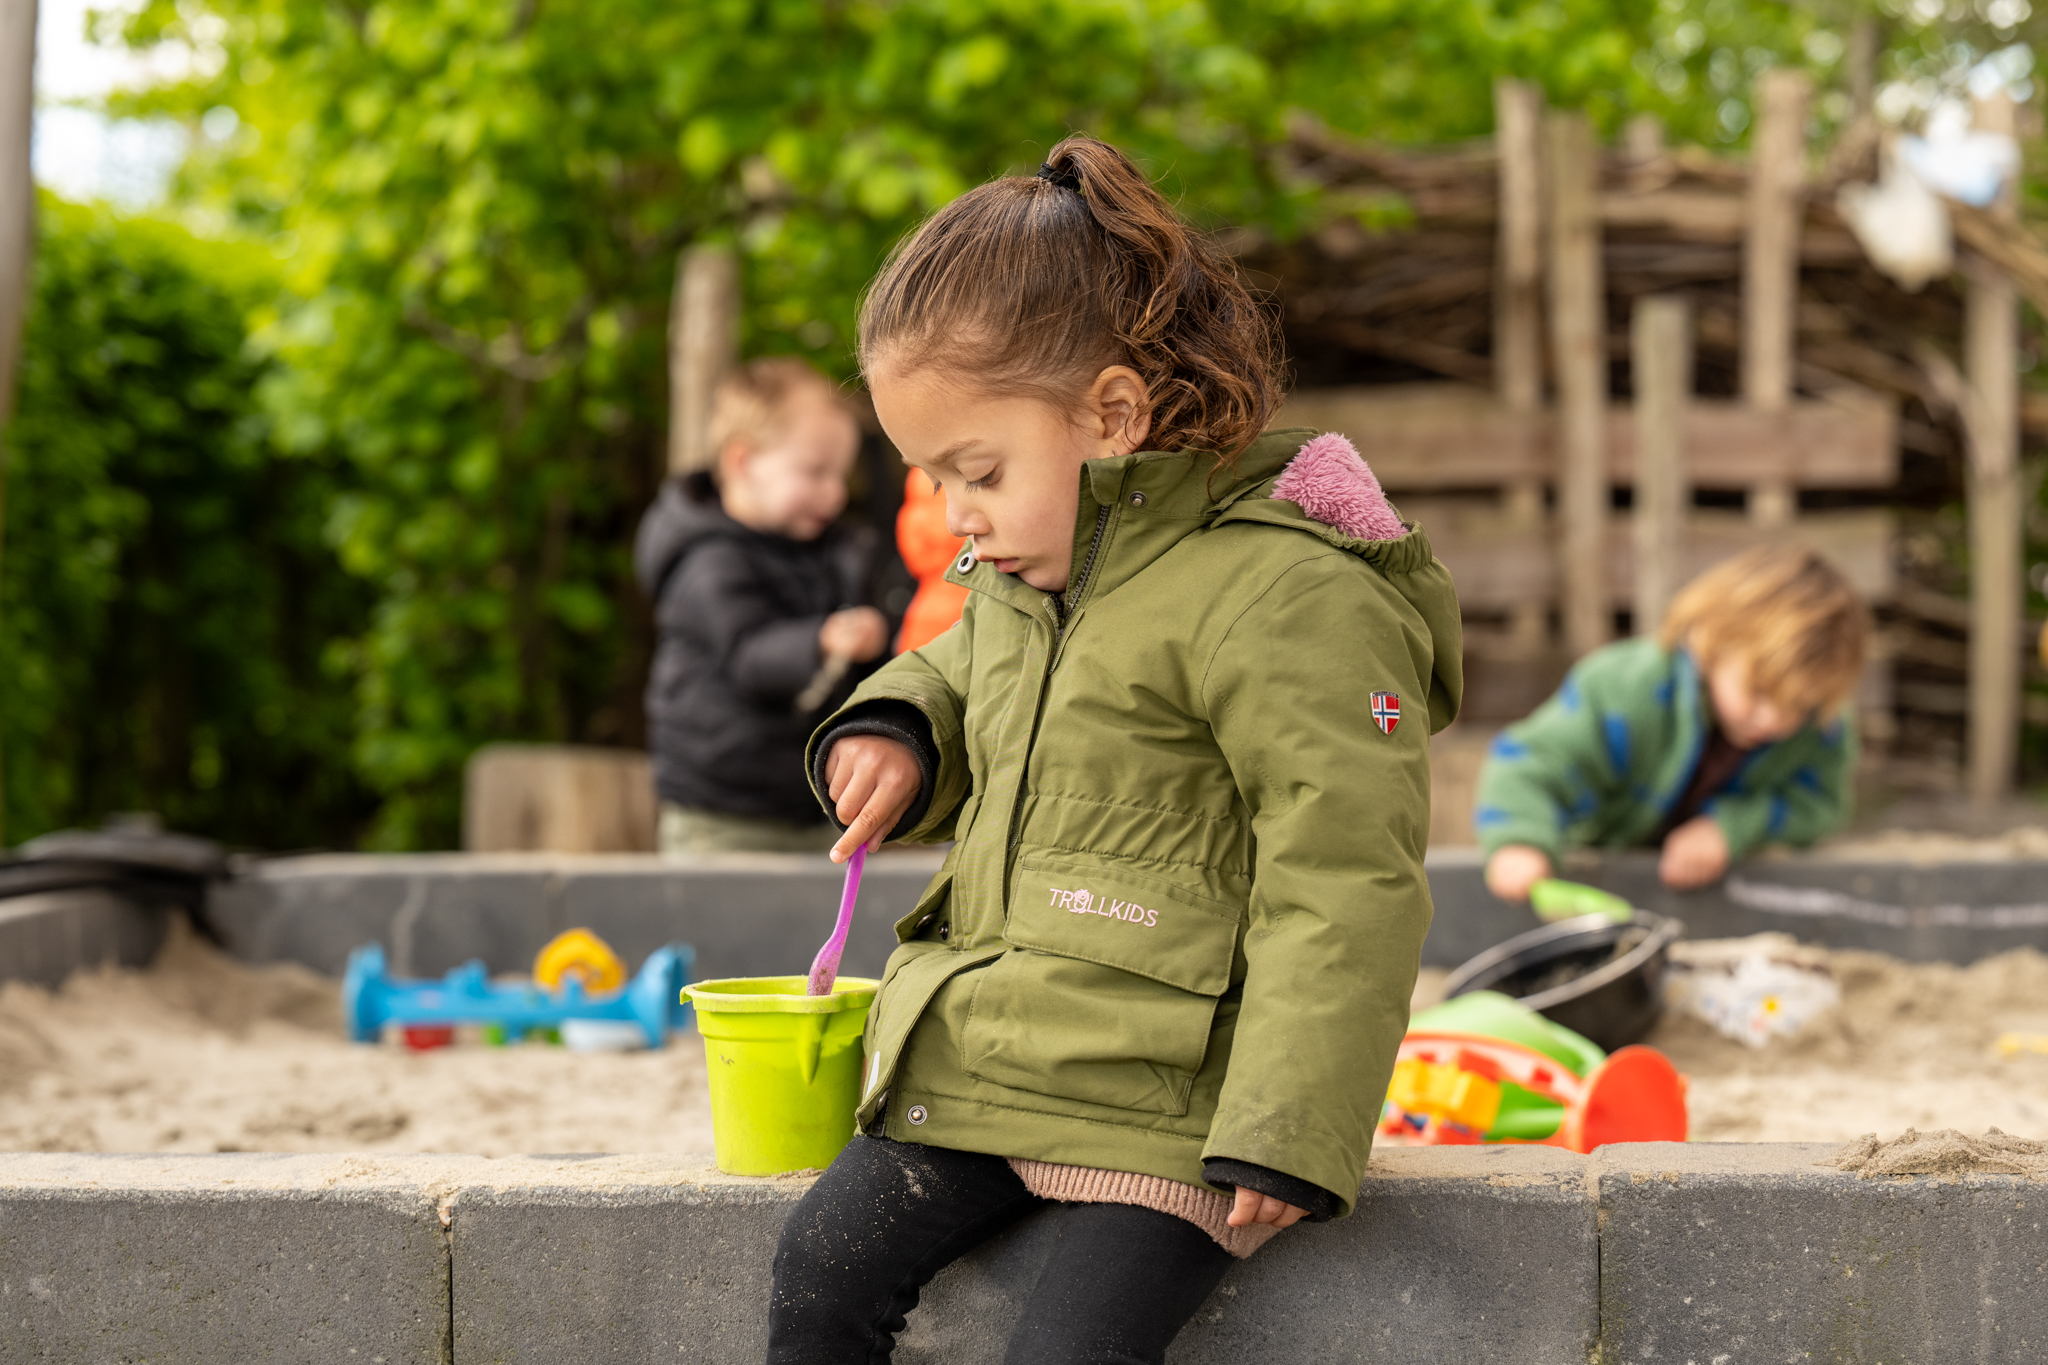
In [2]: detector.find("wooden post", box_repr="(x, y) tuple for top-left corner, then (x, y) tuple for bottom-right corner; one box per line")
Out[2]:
(1966, 92), (2021, 808)
(1546, 109), (1609, 658)
(1848, 18), (1880, 122)
(667, 243), (739, 477)
(0, 0), (39, 848)
(1632, 295), (1692, 636)
(1623, 113), (1664, 163)
(1742, 68), (1809, 529)
(1494, 78), (1548, 655)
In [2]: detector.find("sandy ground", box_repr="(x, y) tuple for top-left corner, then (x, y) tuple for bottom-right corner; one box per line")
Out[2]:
(1414, 939), (2048, 1142)
(0, 921), (716, 1154)
(3, 922), (2045, 1153)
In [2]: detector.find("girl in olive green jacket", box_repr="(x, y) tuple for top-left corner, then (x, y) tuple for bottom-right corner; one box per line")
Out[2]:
(767, 135), (1463, 1365)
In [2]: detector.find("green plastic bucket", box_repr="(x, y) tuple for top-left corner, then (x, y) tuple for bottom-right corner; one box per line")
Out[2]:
(683, 975), (880, 1176)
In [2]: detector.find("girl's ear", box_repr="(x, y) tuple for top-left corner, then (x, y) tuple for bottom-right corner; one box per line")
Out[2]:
(1086, 365), (1152, 455)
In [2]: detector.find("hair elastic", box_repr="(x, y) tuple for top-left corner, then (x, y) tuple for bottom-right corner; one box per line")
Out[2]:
(1035, 161), (1082, 193)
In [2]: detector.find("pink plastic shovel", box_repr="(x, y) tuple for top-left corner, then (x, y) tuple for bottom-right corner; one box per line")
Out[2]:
(806, 844), (866, 996)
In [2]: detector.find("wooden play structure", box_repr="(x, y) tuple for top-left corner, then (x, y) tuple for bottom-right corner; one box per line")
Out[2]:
(492, 81), (2044, 851)
(1260, 76), (2040, 806)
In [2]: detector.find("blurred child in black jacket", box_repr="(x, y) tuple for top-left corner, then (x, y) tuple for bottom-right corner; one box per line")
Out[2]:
(634, 358), (893, 854)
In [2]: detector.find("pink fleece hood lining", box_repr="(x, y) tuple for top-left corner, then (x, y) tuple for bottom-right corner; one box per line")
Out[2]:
(1270, 433), (1404, 541)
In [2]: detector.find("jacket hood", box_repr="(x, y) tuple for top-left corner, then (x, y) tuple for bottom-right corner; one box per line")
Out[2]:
(1212, 427), (1464, 732)
(634, 473), (746, 597)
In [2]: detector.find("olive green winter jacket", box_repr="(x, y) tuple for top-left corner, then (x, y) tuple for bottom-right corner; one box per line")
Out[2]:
(807, 428), (1463, 1218)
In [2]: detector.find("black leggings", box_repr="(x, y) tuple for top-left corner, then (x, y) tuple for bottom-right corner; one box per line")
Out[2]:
(766, 1136), (1234, 1365)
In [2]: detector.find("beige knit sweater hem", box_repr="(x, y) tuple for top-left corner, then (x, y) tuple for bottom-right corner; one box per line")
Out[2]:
(1007, 1159), (1280, 1259)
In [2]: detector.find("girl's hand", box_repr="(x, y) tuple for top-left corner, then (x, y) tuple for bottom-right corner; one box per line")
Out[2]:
(824, 735), (922, 863)
(1226, 1187), (1308, 1230)
(1659, 816), (1730, 889)
(1484, 844), (1553, 902)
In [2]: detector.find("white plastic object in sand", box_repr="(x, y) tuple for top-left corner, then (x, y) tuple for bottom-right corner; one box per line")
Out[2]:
(560, 1018), (650, 1053)
(806, 844), (866, 996)
(1666, 943), (1838, 1047)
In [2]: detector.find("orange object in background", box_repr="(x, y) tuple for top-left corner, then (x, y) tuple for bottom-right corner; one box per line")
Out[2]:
(895, 470), (970, 653)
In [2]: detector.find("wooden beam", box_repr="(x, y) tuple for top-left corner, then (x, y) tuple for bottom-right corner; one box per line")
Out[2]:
(667, 244), (740, 477)
(0, 0), (30, 433)
(1623, 114), (1664, 164)
(1632, 295), (1692, 636)
(1492, 78), (1547, 655)
(1966, 92), (2021, 808)
(464, 744), (657, 853)
(0, 0), (38, 850)
(1493, 79), (1545, 414)
(1401, 503), (1894, 611)
(1547, 110), (1609, 657)
(1279, 384), (1897, 491)
(1848, 18), (1880, 121)
(1742, 68), (1809, 528)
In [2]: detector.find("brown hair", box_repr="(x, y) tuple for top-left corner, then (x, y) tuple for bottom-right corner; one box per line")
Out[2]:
(857, 134), (1283, 459)
(1660, 545), (1870, 718)
(708, 356), (854, 456)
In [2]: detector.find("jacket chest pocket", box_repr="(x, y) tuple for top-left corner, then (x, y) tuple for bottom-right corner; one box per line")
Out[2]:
(959, 854), (1239, 1117)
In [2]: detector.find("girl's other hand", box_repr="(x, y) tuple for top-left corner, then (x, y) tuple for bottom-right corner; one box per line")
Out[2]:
(1225, 1187), (1307, 1230)
(1484, 844), (1553, 902)
(824, 735), (921, 863)
(1658, 816), (1729, 889)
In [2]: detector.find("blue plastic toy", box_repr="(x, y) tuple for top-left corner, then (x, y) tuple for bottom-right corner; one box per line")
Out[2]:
(342, 942), (696, 1048)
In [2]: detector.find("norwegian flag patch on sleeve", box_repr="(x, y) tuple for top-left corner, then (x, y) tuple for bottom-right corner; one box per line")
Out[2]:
(1369, 691), (1401, 735)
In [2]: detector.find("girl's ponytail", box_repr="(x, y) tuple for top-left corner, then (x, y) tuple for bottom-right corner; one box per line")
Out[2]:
(859, 135), (1283, 460)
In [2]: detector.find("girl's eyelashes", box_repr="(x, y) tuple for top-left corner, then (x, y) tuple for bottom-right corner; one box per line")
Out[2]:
(963, 470), (996, 491)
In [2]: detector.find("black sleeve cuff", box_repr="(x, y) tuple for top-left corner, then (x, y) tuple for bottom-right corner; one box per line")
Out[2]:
(1202, 1158), (1342, 1223)
(810, 701), (939, 843)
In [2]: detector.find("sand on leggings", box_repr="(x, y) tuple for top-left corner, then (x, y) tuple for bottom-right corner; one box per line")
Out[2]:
(3, 921), (2047, 1153)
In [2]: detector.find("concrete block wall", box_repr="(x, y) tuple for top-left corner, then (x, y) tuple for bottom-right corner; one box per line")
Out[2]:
(4, 1145), (2042, 1363)
(201, 849), (2048, 988)
(0, 888), (168, 988)
(203, 851), (952, 983)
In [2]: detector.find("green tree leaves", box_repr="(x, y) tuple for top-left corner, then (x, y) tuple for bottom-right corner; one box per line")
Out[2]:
(41, 0), (1982, 846)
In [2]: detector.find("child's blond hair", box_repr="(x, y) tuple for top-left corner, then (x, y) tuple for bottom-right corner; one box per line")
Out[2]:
(1659, 545), (1868, 718)
(708, 357), (853, 458)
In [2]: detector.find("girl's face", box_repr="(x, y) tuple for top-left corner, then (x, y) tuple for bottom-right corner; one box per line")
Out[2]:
(868, 361), (1150, 593)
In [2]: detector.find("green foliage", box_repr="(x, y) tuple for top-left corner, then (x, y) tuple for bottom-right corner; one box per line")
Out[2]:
(0, 196), (374, 847)
(66, 0), (2010, 844)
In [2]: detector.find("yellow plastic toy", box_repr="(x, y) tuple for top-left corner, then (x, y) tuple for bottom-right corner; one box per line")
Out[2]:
(534, 928), (626, 994)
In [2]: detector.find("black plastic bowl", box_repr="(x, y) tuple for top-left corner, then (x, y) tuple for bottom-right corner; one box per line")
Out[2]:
(1440, 912), (1685, 1053)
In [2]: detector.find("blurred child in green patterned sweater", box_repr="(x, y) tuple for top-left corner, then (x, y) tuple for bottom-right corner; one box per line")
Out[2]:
(1477, 545), (1869, 902)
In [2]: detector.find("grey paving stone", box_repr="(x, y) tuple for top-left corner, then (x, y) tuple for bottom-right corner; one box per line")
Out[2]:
(0, 1153), (469, 1365)
(447, 1147), (1595, 1365)
(448, 1155), (798, 1365)
(1596, 1142), (2048, 1365)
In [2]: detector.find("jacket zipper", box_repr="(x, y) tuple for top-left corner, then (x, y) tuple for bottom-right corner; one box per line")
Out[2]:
(1003, 501), (1114, 883)
(1051, 503), (1113, 634)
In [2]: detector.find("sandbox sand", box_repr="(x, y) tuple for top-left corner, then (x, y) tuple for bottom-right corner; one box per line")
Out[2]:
(0, 921), (716, 1154)
(1409, 937), (2048, 1144)
(3, 922), (2045, 1154)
